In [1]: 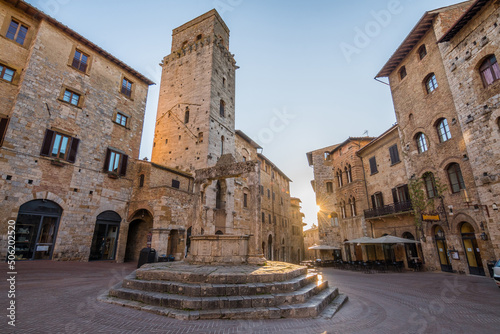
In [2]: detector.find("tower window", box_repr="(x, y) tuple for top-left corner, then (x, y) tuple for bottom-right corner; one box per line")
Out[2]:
(418, 45), (427, 60)
(220, 100), (225, 117)
(399, 66), (407, 80)
(184, 107), (189, 124)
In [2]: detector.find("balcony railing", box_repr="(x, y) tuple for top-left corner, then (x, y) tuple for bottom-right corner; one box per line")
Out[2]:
(364, 200), (413, 219)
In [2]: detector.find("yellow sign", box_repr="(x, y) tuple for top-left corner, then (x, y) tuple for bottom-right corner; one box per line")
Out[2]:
(422, 214), (440, 221)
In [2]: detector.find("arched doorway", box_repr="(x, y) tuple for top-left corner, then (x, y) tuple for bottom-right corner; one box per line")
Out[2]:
(15, 200), (62, 260)
(89, 211), (121, 261)
(434, 225), (452, 272)
(461, 222), (485, 276)
(125, 212), (153, 262)
(267, 235), (273, 260)
(403, 232), (418, 269)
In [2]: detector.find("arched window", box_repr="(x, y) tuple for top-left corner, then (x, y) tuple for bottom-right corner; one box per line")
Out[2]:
(220, 136), (224, 156)
(447, 163), (465, 193)
(220, 100), (225, 117)
(184, 107), (189, 124)
(341, 201), (346, 219)
(425, 73), (438, 94)
(349, 197), (357, 217)
(436, 118), (451, 142)
(479, 55), (500, 87)
(418, 45), (427, 60)
(423, 172), (437, 199)
(337, 170), (343, 187)
(346, 164), (352, 183)
(216, 181), (223, 209)
(416, 133), (428, 153)
(399, 66), (407, 80)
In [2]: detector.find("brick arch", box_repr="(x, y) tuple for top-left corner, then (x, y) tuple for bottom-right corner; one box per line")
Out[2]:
(128, 208), (154, 222)
(12, 191), (68, 218)
(450, 212), (480, 235)
(438, 156), (464, 170)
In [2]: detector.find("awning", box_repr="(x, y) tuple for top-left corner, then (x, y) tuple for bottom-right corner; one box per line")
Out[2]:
(344, 237), (376, 244)
(308, 244), (341, 250)
(371, 235), (420, 244)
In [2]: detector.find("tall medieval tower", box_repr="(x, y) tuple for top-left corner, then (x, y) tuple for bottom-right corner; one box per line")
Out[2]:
(151, 10), (237, 172)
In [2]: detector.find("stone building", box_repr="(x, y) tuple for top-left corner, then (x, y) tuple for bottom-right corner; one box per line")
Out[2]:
(375, 0), (496, 276)
(290, 197), (306, 263)
(0, 0), (154, 261)
(307, 137), (374, 261)
(303, 224), (319, 261)
(0, 2), (304, 263)
(437, 0), (500, 261)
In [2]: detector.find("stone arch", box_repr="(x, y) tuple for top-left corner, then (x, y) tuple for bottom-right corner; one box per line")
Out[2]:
(450, 212), (480, 235)
(125, 209), (154, 262)
(13, 191), (67, 218)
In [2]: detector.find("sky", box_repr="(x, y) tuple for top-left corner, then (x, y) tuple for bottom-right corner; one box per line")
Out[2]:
(25, 0), (465, 229)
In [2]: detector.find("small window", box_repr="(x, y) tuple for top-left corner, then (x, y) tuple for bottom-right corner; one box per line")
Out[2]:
(184, 107), (190, 124)
(479, 55), (500, 87)
(260, 185), (264, 195)
(418, 45), (427, 60)
(0, 64), (15, 82)
(121, 78), (133, 97)
(115, 112), (128, 127)
(220, 100), (225, 117)
(326, 182), (333, 193)
(416, 133), (428, 153)
(6, 19), (28, 45)
(104, 148), (128, 176)
(63, 89), (80, 106)
(389, 144), (400, 164)
(369, 157), (378, 174)
(267, 189), (270, 199)
(262, 212), (265, 223)
(40, 129), (80, 163)
(437, 118), (451, 142)
(399, 66), (407, 80)
(337, 170), (343, 187)
(139, 174), (145, 187)
(243, 193), (248, 208)
(447, 163), (465, 193)
(425, 74), (438, 94)
(0, 117), (10, 147)
(268, 214), (271, 224)
(272, 192), (275, 201)
(220, 136), (224, 156)
(172, 179), (180, 189)
(423, 172), (436, 199)
(71, 50), (89, 72)
(324, 152), (331, 160)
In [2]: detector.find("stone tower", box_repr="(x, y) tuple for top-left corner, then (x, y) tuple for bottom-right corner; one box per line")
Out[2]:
(151, 9), (237, 172)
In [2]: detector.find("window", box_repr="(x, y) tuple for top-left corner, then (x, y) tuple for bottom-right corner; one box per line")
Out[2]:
(418, 45), (427, 60)
(184, 108), (189, 124)
(416, 133), (428, 153)
(262, 212), (265, 223)
(63, 89), (80, 106)
(40, 129), (80, 163)
(220, 136), (224, 156)
(0, 64), (15, 82)
(272, 192), (275, 201)
(340, 201), (346, 219)
(326, 182), (333, 193)
(243, 193), (248, 208)
(389, 144), (400, 165)
(104, 148), (128, 176)
(447, 163), (465, 193)
(220, 100), (225, 117)
(436, 118), (451, 143)
(115, 112), (128, 127)
(392, 184), (410, 203)
(139, 174), (145, 187)
(371, 192), (384, 209)
(267, 189), (270, 199)
(423, 172), (437, 199)
(399, 66), (407, 80)
(121, 78), (132, 97)
(172, 180), (180, 189)
(346, 165), (352, 183)
(337, 170), (343, 187)
(268, 214), (271, 224)
(0, 117), (10, 147)
(324, 152), (331, 160)
(71, 50), (89, 72)
(425, 74), (438, 94)
(369, 157), (378, 174)
(479, 55), (500, 87)
(6, 19), (28, 45)
(349, 198), (357, 216)
(260, 185), (264, 195)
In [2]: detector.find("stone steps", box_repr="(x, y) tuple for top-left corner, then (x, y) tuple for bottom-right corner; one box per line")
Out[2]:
(122, 272), (318, 297)
(100, 286), (341, 320)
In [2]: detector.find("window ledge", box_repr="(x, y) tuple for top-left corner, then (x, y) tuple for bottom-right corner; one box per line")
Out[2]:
(370, 171), (379, 176)
(67, 64), (89, 76)
(0, 35), (28, 49)
(119, 92), (134, 101)
(50, 159), (65, 167)
(390, 161), (401, 167)
(57, 98), (82, 109)
(0, 78), (17, 85)
(112, 120), (130, 129)
(107, 172), (120, 179)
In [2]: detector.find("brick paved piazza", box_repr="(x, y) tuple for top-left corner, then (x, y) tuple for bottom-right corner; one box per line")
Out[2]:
(1, 261), (499, 333)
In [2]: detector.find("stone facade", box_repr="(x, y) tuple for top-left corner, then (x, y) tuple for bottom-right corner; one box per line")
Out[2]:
(303, 224), (319, 261)
(290, 197), (305, 263)
(375, 0), (497, 276)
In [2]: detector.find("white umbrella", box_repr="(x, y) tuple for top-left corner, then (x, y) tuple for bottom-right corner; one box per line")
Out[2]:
(371, 235), (420, 244)
(343, 237), (376, 244)
(308, 245), (341, 250)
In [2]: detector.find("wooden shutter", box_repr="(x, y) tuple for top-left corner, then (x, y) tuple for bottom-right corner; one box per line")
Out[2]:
(402, 184), (410, 202)
(67, 137), (80, 163)
(0, 117), (9, 146)
(392, 188), (398, 203)
(389, 145), (400, 164)
(371, 195), (376, 209)
(369, 157), (377, 174)
(103, 148), (111, 172)
(119, 154), (128, 176)
(40, 129), (55, 156)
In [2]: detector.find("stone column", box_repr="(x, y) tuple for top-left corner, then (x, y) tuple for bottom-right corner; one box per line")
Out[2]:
(151, 228), (170, 257)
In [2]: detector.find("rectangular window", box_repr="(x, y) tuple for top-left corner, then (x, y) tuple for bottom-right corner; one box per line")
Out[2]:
(172, 180), (180, 189)
(392, 185), (410, 203)
(115, 113), (128, 127)
(268, 214), (271, 224)
(6, 19), (28, 45)
(272, 192), (275, 201)
(0, 64), (15, 82)
(243, 193), (248, 208)
(326, 182), (333, 193)
(40, 129), (80, 163)
(262, 212), (265, 223)
(121, 78), (132, 97)
(0, 117), (9, 147)
(371, 192), (384, 209)
(267, 189), (270, 199)
(71, 50), (89, 72)
(63, 89), (80, 106)
(104, 148), (128, 176)
(369, 157), (378, 174)
(389, 144), (400, 165)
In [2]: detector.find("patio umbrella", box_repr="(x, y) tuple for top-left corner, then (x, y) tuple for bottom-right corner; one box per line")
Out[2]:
(371, 235), (420, 244)
(343, 237), (376, 244)
(308, 245), (341, 250)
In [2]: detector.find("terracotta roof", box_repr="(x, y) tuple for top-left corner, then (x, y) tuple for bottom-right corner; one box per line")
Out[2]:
(438, 0), (490, 43)
(257, 153), (292, 182)
(356, 124), (399, 155)
(329, 137), (375, 154)
(235, 130), (262, 150)
(5, 0), (155, 85)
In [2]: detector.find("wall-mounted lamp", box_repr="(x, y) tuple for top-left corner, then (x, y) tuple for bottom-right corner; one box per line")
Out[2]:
(436, 230), (445, 239)
(479, 232), (488, 241)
